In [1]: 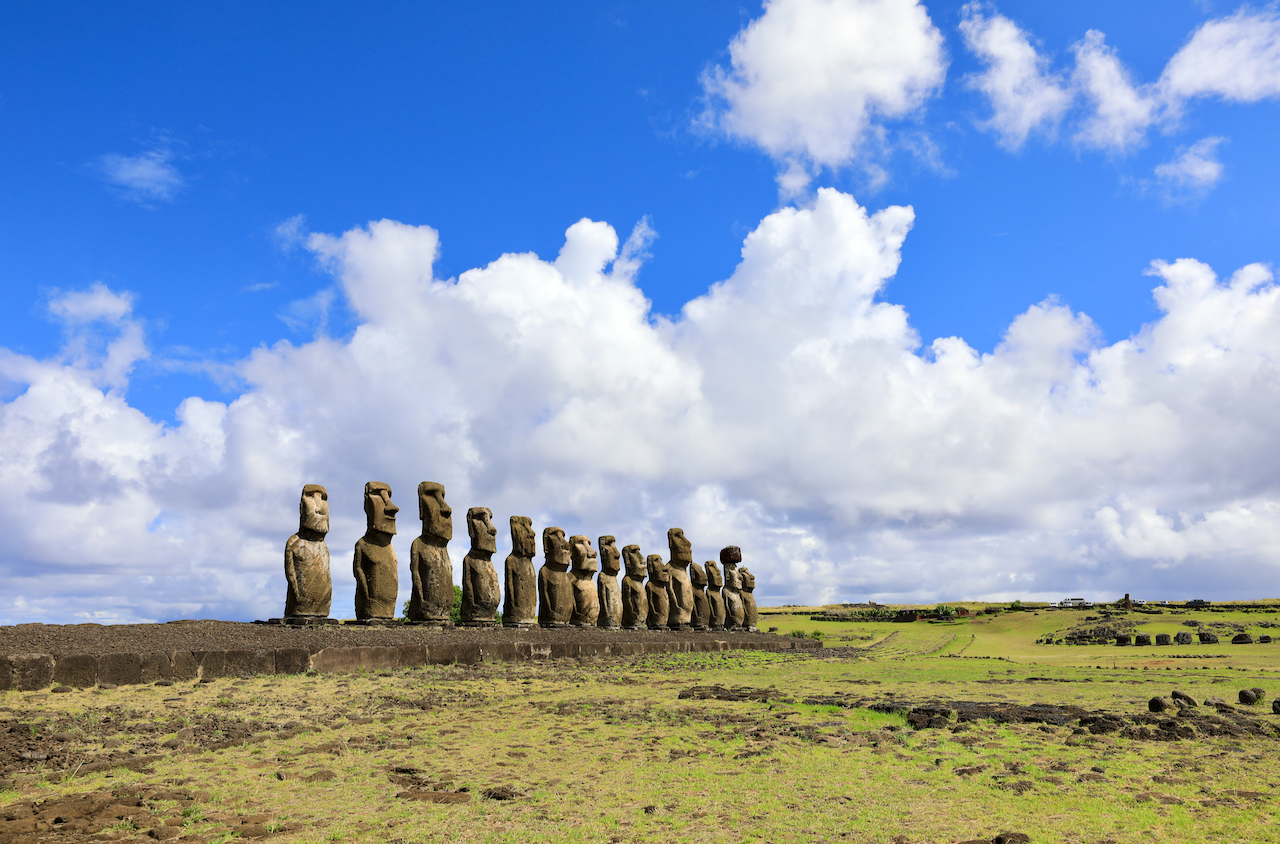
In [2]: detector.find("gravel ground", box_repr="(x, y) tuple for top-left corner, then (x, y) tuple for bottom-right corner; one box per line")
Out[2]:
(0, 620), (796, 657)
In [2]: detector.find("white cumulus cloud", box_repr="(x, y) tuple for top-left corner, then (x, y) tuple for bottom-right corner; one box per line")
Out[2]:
(1153, 136), (1227, 202)
(4, 191), (1280, 624)
(699, 0), (947, 194)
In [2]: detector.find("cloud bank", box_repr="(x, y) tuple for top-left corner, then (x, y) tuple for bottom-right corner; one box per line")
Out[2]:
(4, 189), (1280, 624)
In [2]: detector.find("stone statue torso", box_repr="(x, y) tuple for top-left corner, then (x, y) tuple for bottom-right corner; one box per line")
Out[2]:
(284, 534), (331, 617)
(353, 536), (398, 619)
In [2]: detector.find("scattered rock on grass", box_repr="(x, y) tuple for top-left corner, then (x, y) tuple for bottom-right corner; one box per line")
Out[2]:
(1171, 690), (1197, 707)
(481, 786), (524, 800)
(1149, 697), (1172, 713)
(1232, 634), (1254, 645)
(1239, 689), (1258, 705)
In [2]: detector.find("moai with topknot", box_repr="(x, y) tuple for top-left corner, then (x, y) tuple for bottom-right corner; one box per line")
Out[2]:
(620, 544), (648, 630)
(597, 536), (623, 630)
(665, 528), (694, 631)
(689, 561), (710, 630)
(460, 507), (500, 626)
(705, 560), (726, 630)
(569, 535), (600, 627)
(284, 484), (332, 620)
(538, 527), (573, 627)
(353, 482), (399, 620)
(720, 545), (745, 630)
(408, 482), (454, 626)
(502, 516), (538, 627)
(739, 567), (759, 632)
(646, 554), (671, 630)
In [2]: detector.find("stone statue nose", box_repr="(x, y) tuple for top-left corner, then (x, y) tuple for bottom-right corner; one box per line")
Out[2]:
(385, 502), (399, 516)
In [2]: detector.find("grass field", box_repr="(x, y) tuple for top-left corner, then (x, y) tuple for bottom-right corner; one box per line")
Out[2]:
(3, 607), (1280, 844)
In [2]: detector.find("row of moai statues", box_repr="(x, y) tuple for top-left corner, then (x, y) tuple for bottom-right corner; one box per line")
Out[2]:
(283, 482), (759, 630)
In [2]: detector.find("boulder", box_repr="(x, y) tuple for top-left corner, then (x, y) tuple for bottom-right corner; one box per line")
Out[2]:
(1250, 687), (1266, 702)
(1148, 696), (1172, 713)
(1114, 634), (1131, 646)
(1204, 696), (1227, 706)
(1174, 631), (1193, 644)
(1134, 633), (1152, 646)
(1170, 690), (1198, 707)
(1198, 631), (1219, 644)
(1260, 635), (1273, 644)
(1231, 633), (1254, 645)
(1239, 689), (1258, 705)
(1154, 633), (1171, 645)
(1272, 699), (1280, 715)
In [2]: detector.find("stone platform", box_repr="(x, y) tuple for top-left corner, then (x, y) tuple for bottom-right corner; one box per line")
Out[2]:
(0, 620), (819, 692)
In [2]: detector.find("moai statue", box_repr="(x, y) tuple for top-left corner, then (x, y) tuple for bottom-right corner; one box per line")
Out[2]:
(408, 482), (454, 626)
(537, 527), (573, 627)
(665, 528), (694, 630)
(620, 544), (648, 630)
(569, 535), (600, 627)
(353, 482), (399, 620)
(502, 516), (538, 627)
(284, 484), (332, 619)
(705, 560), (726, 630)
(739, 567), (759, 632)
(460, 507), (500, 626)
(596, 536), (623, 630)
(646, 555), (671, 630)
(720, 545), (745, 630)
(689, 561), (710, 631)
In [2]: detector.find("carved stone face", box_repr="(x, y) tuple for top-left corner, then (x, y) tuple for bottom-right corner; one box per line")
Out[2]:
(668, 528), (692, 565)
(739, 567), (755, 590)
(705, 560), (724, 588)
(543, 527), (569, 567)
(510, 516), (536, 557)
(720, 545), (742, 565)
(363, 482), (398, 536)
(569, 535), (598, 574)
(622, 544), (646, 578)
(646, 555), (670, 584)
(467, 507), (497, 553)
(689, 561), (707, 588)
(299, 484), (329, 535)
(417, 482), (452, 541)
(598, 536), (620, 575)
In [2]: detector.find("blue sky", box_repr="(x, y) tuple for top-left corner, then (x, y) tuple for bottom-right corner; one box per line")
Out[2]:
(3, 0), (1280, 623)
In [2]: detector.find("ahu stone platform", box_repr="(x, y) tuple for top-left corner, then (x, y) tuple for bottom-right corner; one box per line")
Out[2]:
(0, 620), (820, 692)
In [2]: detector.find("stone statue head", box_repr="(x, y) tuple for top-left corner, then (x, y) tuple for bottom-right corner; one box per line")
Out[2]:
(569, 535), (598, 574)
(417, 482), (452, 541)
(467, 507), (497, 554)
(622, 544), (646, 579)
(646, 554), (670, 584)
(510, 516), (536, 557)
(720, 545), (742, 566)
(543, 527), (570, 568)
(363, 482), (398, 536)
(598, 536), (620, 575)
(299, 484), (329, 536)
(705, 560), (723, 589)
(739, 567), (755, 591)
(668, 528), (692, 565)
(689, 561), (707, 588)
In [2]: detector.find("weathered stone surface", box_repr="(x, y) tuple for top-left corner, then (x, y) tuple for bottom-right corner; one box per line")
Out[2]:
(620, 544), (648, 630)
(1199, 630), (1219, 644)
(503, 517), (538, 627)
(597, 536), (623, 629)
(9, 654), (53, 691)
(689, 562), (710, 630)
(705, 560), (726, 630)
(1114, 634), (1132, 645)
(139, 651), (172, 684)
(169, 651), (198, 681)
(569, 535), (600, 627)
(194, 650), (227, 679)
(354, 481), (400, 620)
(1149, 696), (1172, 713)
(720, 546), (745, 630)
(225, 650), (274, 677)
(311, 646), (400, 674)
(739, 567), (759, 632)
(98, 652), (142, 686)
(1261, 635), (1274, 643)
(461, 506), (500, 625)
(538, 527), (573, 627)
(284, 484), (332, 618)
(274, 648), (311, 675)
(1250, 686), (1266, 701)
(409, 482), (453, 624)
(1154, 633), (1171, 645)
(665, 528), (694, 629)
(1174, 631), (1193, 644)
(1232, 633), (1254, 644)
(1170, 689), (1198, 707)
(646, 555), (671, 630)
(53, 654), (98, 688)
(1134, 633), (1152, 646)
(1273, 699), (1280, 716)
(1239, 688), (1258, 705)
